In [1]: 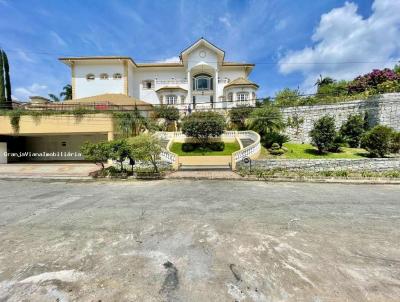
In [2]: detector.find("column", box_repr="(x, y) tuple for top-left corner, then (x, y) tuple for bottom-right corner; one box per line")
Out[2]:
(214, 69), (219, 109)
(187, 70), (191, 106)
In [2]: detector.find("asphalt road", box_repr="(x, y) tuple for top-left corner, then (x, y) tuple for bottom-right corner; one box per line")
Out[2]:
(0, 179), (399, 302)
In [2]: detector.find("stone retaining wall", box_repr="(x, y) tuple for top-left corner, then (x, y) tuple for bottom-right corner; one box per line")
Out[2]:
(282, 93), (400, 142)
(238, 158), (400, 172)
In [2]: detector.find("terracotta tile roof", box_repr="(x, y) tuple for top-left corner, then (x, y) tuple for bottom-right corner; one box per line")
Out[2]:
(224, 77), (259, 89)
(62, 94), (153, 107)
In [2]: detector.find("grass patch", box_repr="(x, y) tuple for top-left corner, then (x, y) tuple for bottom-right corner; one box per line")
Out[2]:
(258, 143), (369, 159)
(170, 142), (240, 156)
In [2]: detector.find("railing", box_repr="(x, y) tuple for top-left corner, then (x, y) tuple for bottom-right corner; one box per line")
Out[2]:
(231, 131), (261, 168)
(155, 79), (188, 85)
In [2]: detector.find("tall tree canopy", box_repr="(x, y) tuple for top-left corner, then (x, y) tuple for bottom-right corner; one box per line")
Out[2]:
(0, 49), (12, 109)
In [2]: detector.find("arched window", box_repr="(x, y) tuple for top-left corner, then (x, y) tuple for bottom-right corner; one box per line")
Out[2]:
(193, 73), (213, 91)
(237, 92), (249, 102)
(100, 73), (109, 80)
(86, 74), (95, 81)
(113, 73), (122, 79)
(228, 92), (233, 102)
(166, 95), (177, 105)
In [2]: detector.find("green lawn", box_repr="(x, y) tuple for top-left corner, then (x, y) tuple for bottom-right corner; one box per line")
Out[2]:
(259, 143), (369, 159)
(170, 142), (241, 156)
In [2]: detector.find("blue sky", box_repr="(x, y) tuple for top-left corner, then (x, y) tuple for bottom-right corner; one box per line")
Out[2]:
(0, 0), (399, 101)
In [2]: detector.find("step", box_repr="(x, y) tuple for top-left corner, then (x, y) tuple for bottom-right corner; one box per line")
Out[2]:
(179, 165), (231, 171)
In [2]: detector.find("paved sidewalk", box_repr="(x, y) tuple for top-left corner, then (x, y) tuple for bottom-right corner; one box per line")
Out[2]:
(0, 163), (99, 179)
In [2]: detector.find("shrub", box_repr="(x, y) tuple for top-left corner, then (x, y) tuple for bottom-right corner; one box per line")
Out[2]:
(108, 139), (131, 171)
(261, 131), (289, 148)
(274, 88), (301, 107)
(182, 143), (195, 152)
(390, 131), (400, 153)
(361, 125), (394, 157)
(154, 105), (179, 131)
(80, 141), (111, 170)
(247, 105), (285, 135)
(229, 105), (253, 130)
(339, 114), (365, 148)
(377, 80), (400, 93)
(309, 115), (337, 153)
(328, 135), (346, 153)
(269, 142), (285, 155)
(348, 68), (399, 94)
(209, 142), (225, 151)
(181, 111), (225, 146)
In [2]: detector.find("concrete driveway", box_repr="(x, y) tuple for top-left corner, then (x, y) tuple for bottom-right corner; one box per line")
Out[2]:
(0, 180), (399, 301)
(0, 163), (99, 178)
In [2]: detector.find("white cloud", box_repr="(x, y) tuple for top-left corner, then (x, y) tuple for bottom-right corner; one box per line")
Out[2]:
(17, 50), (35, 63)
(219, 15), (232, 28)
(14, 83), (48, 100)
(50, 31), (67, 47)
(278, 0), (400, 91)
(156, 56), (180, 63)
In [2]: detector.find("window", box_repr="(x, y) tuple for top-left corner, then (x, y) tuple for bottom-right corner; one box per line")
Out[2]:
(228, 92), (233, 102)
(252, 92), (256, 100)
(100, 73), (109, 80)
(143, 80), (154, 89)
(237, 92), (249, 101)
(86, 74), (95, 81)
(166, 95), (177, 105)
(193, 73), (213, 91)
(113, 73), (122, 79)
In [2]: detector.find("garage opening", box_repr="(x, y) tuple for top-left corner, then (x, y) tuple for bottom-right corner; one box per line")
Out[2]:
(1, 133), (107, 163)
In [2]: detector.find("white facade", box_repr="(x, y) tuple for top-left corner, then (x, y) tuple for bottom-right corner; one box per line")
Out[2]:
(60, 38), (259, 110)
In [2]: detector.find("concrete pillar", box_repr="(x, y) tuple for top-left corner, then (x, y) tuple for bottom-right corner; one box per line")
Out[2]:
(214, 69), (219, 109)
(107, 132), (114, 141)
(187, 70), (191, 105)
(0, 142), (7, 164)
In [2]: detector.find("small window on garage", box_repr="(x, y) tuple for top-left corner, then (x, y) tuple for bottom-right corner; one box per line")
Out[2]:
(113, 73), (122, 79)
(61, 141), (67, 147)
(100, 73), (109, 80)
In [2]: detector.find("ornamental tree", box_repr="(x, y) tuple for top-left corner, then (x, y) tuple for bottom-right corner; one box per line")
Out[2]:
(128, 133), (162, 173)
(247, 105), (285, 135)
(348, 68), (400, 94)
(339, 114), (365, 148)
(80, 141), (111, 170)
(181, 111), (225, 146)
(309, 115), (337, 153)
(229, 105), (253, 130)
(361, 125), (394, 157)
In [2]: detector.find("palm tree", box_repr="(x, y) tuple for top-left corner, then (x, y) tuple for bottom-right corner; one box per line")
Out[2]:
(247, 105), (285, 135)
(60, 84), (72, 100)
(48, 93), (60, 102)
(314, 75), (335, 88)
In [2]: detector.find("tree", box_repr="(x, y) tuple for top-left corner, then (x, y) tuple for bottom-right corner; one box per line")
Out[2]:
(310, 115), (337, 153)
(2, 50), (12, 107)
(247, 105), (285, 136)
(229, 105), (253, 130)
(361, 125), (394, 157)
(181, 111), (225, 146)
(315, 75), (335, 88)
(390, 131), (400, 154)
(80, 141), (110, 170)
(108, 139), (131, 171)
(0, 50), (4, 107)
(128, 133), (162, 173)
(339, 114), (365, 148)
(274, 88), (301, 107)
(48, 94), (61, 102)
(60, 84), (72, 100)
(154, 105), (179, 131)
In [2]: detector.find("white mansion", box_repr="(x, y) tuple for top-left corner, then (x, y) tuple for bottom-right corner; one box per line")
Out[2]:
(60, 38), (259, 110)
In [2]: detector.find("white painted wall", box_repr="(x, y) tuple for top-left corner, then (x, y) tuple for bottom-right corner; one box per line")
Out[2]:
(0, 142), (7, 164)
(74, 62), (125, 98)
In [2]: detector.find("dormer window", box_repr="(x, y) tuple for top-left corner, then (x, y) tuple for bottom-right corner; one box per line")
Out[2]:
(100, 73), (109, 80)
(113, 73), (122, 80)
(86, 74), (95, 81)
